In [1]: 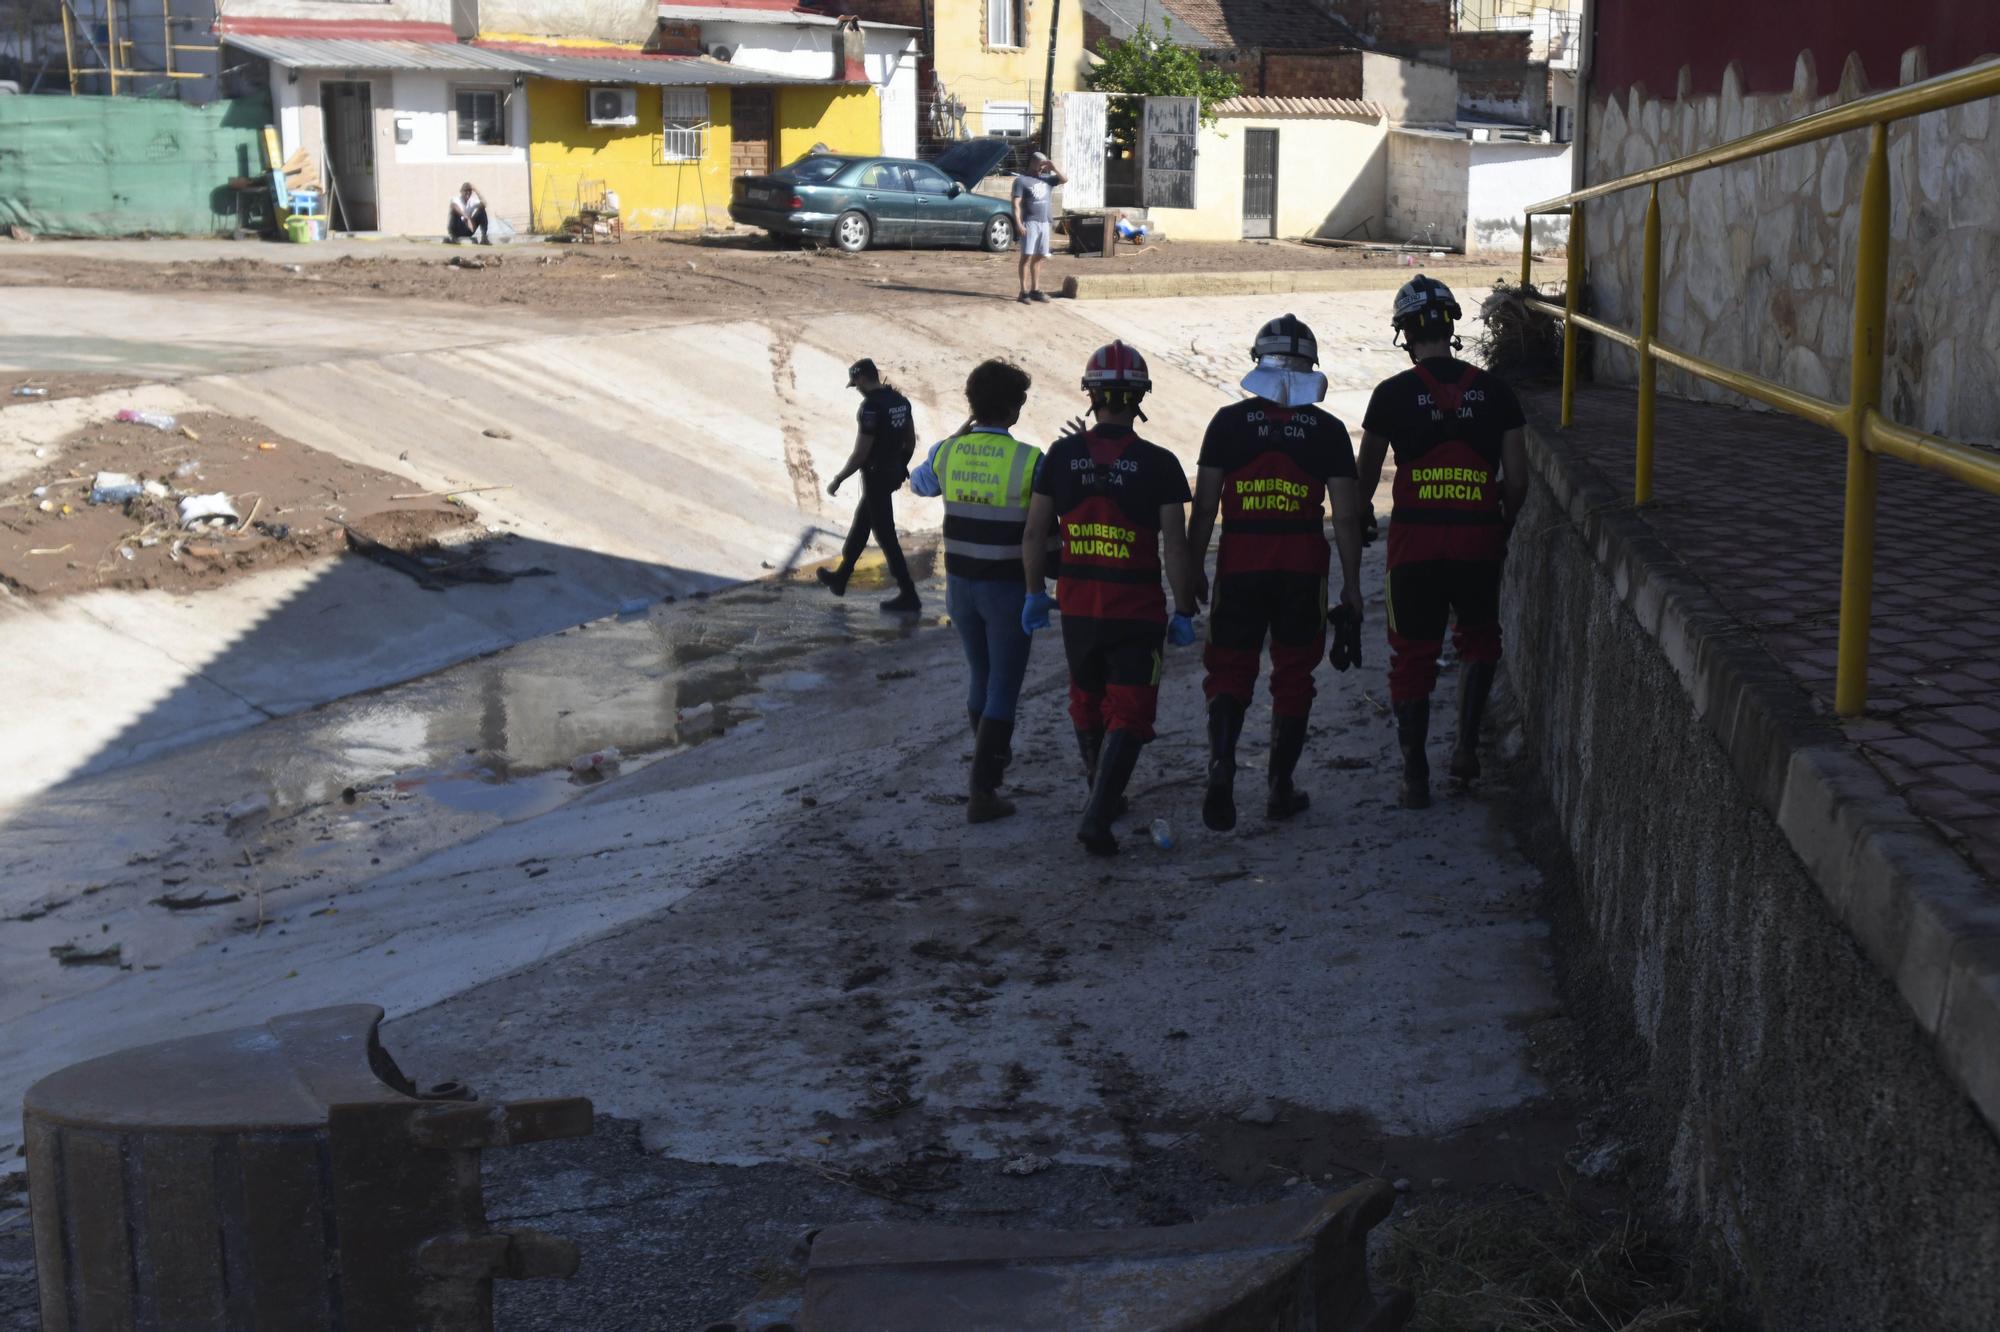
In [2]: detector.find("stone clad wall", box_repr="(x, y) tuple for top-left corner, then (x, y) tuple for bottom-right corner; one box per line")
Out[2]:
(1583, 49), (2000, 444)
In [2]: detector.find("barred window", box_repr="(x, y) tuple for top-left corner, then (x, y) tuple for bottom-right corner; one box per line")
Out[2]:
(662, 87), (709, 162)
(454, 87), (508, 147)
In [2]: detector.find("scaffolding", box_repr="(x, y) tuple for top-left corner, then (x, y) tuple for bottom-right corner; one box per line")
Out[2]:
(59, 0), (220, 96)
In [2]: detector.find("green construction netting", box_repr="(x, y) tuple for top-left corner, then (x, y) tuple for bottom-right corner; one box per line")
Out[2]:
(0, 93), (271, 237)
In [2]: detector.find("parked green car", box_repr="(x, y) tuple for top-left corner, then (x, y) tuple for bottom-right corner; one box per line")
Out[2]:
(730, 140), (1018, 253)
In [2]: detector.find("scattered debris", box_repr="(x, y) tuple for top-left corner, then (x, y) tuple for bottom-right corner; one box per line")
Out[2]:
(88, 471), (143, 504)
(1236, 1099), (1279, 1126)
(569, 747), (622, 781)
(389, 483), (511, 501)
(10, 386), (49, 398)
(1000, 1153), (1054, 1177)
(225, 794), (271, 828)
(337, 518), (550, 591)
(1568, 1138), (1636, 1181)
(676, 702), (718, 741)
(179, 492), (239, 528)
(481, 428), (513, 440)
(7, 225), (33, 242)
(152, 890), (244, 911)
(50, 943), (122, 967)
(114, 409), (178, 431)
(876, 668), (917, 681)
(257, 440), (278, 452)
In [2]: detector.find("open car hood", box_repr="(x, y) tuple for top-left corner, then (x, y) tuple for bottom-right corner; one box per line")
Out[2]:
(931, 138), (1016, 189)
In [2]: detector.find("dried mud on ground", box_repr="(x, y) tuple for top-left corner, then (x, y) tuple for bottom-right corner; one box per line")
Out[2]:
(0, 371), (148, 406)
(0, 410), (471, 598)
(0, 235), (1513, 321)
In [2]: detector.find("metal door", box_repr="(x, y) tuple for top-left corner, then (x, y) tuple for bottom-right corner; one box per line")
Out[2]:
(321, 80), (376, 231)
(732, 89), (773, 177)
(1140, 95), (1197, 209)
(1242, 128), (1277, 239)
(905, 162), (962, 245)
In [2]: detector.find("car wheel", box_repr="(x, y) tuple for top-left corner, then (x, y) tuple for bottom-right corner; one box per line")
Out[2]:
(833, 211), (872, 253)
(983, 214), (1014, 253)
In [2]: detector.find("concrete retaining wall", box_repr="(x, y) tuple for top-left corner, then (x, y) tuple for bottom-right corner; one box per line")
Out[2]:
(1501, 420), (2000, 1325)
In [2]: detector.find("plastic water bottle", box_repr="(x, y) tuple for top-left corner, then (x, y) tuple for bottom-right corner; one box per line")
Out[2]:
(116, 409), (178, 431)
(11, 386), (49, 398)
(1150, 818), (1175, 851)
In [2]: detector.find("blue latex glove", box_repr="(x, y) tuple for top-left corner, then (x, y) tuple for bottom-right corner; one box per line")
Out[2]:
(1167, 612), (1197, 648)
(1022, 592), (1054, 634)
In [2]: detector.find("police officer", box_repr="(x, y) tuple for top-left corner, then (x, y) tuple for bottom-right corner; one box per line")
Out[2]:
(1021, 341), (1197, 856)
(821, 358), (923, 613)
(1187, 315), (1365, 831)
(1355, 276), (1528, 808)
(909, 360), (1045, 822)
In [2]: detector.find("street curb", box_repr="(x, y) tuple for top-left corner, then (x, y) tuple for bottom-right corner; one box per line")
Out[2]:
(1059, 266), (1514, 301)
(1523, 412), (2000, 1140)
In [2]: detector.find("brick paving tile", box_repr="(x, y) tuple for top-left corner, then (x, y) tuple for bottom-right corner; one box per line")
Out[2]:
(1526, 383), (2000, 891)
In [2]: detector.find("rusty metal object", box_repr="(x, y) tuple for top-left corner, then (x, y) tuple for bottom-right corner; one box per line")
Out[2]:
(22, 1004), (591, 1331)
(714, 1180), (1411, 1331)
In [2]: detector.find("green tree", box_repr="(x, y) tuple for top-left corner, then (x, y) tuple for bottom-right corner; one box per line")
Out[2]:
(1087, 20), (1242, 139)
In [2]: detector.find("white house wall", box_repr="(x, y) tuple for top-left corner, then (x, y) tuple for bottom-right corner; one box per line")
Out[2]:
(273, 63), (531, 236)
(1464, 139), (1570, 252)
(702, 22), (918, 158)
(1146, 115), (1388, 243)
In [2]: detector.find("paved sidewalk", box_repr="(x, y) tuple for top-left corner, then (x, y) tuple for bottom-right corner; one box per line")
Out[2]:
(1526, 383), (2000, 883)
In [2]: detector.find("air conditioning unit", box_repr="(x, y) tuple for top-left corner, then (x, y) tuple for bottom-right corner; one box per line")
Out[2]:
(588, 86), (637, 126)
(708, 43), (734, 61)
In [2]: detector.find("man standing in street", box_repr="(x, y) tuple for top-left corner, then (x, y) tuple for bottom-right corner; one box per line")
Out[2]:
(1186, 315), (1366, 831)
(909, 360), (1045, 822)
(1022, 341), (1197, 855)
(1012, 151), (1066, 305)
(821, 358), (923, 613)
(1356, 276), (1528, 808)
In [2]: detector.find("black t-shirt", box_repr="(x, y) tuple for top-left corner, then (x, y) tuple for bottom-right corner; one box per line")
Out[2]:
(1362, 356), (1525, 565)
(1034, 424), (1192, 622)
(1199, 399), (1356, 575)
(858, 386), (917, 482)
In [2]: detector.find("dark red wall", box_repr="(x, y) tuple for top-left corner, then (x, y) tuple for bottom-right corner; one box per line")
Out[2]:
(1592, 1), (2000, 99)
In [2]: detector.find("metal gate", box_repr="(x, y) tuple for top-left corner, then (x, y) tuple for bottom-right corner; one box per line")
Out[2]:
(731, 89), (773, 177)
(1242, 128), (1277, 239)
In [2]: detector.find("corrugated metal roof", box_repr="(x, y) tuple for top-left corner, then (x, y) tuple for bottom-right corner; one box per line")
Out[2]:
(1213, 97), (1384, 120)
(503, 50), (801, 86)
(223, 33), (535, 72)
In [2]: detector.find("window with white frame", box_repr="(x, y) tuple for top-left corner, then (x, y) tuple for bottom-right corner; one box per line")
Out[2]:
(454, 86), (508, 148)
(661, 87), (710, 162)
(985, 0), (1021, 47)
(983, 101), (1032, 138)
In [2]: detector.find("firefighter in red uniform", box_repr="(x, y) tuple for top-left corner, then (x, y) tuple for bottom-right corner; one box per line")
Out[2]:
(1356, 275), (1528, 808)
(1187, 315), (1366, 831)
(1021, 341), (1198, 856)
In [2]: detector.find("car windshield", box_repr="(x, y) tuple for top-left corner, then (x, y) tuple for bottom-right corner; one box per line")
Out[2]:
(774, 155), (851, 183)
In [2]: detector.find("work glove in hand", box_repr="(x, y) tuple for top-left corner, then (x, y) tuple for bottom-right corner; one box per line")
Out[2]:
(1167, 613), (1197, 648)
(1022, 592), (1054, 635)
(1327, 604), (1363, 671)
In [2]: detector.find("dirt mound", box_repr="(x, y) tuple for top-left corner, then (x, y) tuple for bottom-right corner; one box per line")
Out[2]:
(0, 410), (471, 598)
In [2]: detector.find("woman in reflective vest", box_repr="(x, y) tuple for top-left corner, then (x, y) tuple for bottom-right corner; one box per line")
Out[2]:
(910, 359), (1046, 823)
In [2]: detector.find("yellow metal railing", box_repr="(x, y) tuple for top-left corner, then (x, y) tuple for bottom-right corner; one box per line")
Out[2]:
(1519, 58), (2000, 716)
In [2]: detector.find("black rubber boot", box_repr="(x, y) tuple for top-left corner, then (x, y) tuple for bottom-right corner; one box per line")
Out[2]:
(967, 719), (1017, 824)
(1265, 714), (1312, 820)
(1395, 698), (1432, 810)
(879, 586), (921, 614)
(1077, 729), (1142, 856)
(1202, 696), (1245, 832)
(1075, 726), (1127, 818)
(1449, 662), (1496, 786)
(1075, 727), (1104, 788)
(816, 565), (850, 597)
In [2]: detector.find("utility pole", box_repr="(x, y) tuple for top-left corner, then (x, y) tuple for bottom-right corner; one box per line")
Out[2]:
(1039, 0), (1060, 153)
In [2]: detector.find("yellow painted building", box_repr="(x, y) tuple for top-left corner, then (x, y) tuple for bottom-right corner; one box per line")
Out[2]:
(927, 0), (1088, 140)
(507, 45), (882, 233)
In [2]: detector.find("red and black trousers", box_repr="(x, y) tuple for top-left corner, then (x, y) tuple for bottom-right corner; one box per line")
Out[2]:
(1061, 615), (1166, 742)
(1385, 558), (1502, 704)
(1202, 571), (1327, 719)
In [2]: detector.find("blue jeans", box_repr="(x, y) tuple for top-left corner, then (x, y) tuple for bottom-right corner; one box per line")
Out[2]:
(948, 576), (1032, 722)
